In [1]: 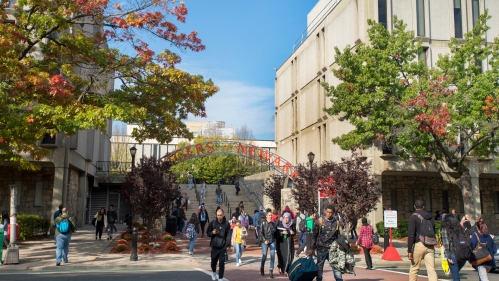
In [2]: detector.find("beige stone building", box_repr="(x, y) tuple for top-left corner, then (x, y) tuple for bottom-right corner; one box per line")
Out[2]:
(274, 0), (499, 232)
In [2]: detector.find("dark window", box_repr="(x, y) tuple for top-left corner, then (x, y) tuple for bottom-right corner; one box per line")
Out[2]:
(493, 191), (499, 214)
(416, 0), (425, 36)
(391, 189), (398, 210)
(442, 190), (449, 212)
(472, 0), (480, 27)
(453, 0), (463, 38)
(41, 134), (56, 145)
(480, 190), (484, 213)
(408, 188), (415, 212)
(419, 47), (428, 65)
(378, 0), (388, 29)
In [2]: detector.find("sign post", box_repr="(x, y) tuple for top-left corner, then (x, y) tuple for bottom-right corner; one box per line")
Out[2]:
(4, 184), (19, 264)
(381, 209), (402, 261)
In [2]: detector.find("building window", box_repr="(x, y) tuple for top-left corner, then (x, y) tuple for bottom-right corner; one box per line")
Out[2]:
(472, 0), (480, 27)
(41, 133), (56, 145)
(459, 191), (465, 214)
(453, 0), (463, 38)
(493, 191), (499, 214)
(416, 0), (425, 36)
(442, 190), (449, 212)
(419, 47), (428, 65)
(391, 189), (398, 210)
(425, 189), (432, 212)
(408, 188), (415, 212)
(35, 182), (43, 207)
(475, 55), (483, 72)
(378, 0), (387, 29)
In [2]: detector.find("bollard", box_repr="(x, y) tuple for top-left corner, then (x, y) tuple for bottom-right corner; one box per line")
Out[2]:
(130, 227), (138, 261)
(383, 228), (389, 251)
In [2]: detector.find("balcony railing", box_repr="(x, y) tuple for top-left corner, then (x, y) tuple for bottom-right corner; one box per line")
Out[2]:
(96, 161), (132, 174)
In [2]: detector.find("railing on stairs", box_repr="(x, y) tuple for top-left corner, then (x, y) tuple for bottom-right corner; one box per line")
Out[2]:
(239, 178), (263, 208)
(223, 191), (232, 216)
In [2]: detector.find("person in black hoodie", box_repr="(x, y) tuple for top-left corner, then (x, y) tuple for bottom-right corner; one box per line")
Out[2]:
(207, 209), (231, 281)
(407, 199), (438, 281)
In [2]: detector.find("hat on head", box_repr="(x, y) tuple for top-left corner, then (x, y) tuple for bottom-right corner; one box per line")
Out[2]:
(259, 206), (264, 211)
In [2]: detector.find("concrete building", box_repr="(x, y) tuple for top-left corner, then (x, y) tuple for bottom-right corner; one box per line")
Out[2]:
(0, 7), (113, 228)
(274, 0), (499, 231)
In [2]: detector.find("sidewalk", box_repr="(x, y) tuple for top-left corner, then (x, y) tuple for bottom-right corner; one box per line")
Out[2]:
(0, 224), (466, 272)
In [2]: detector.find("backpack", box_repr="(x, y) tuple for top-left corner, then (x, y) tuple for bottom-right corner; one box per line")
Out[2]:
(185, 223), (196, 239)
(57, 217), (70, 234)
(413, 213), (437, 246)
(287, 256), (318, 281)
(451, 232), (472, 261)
(298, 217), (308, 233)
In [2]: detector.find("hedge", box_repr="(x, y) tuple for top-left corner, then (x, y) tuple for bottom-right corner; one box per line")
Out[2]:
(17, 214), (50, 240)
(375, 219), (441, 239)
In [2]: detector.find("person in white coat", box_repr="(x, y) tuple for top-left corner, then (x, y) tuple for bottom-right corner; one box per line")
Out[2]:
(94, 207), (108, 240)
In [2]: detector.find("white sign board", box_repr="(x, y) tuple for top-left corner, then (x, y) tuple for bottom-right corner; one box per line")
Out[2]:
(384, 210), (398, 228)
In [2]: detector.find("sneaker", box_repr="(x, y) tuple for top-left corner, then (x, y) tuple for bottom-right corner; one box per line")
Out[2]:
(236, 262), (240, 266)
(239, 258), (242, 264)
(189, 251), (192, 255)
(211, 272), (217, 280)
(56, 262), (60, 266)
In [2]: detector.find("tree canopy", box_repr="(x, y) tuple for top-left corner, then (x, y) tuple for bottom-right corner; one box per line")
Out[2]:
(0, 0), (218, 169)
(262, 174), (284, 212)
(323, 11), (499, 216)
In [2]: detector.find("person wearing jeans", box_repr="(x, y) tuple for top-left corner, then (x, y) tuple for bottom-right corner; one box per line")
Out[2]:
(53, 208), (76, 266)
(231, 220), (247, 266)
(470, 221), (496, 281)
(184, 213), (200, 255)
(258, 211), (277, 278)
(215, 185), (222, 206)
(198, 206), (209, 238)
(441, 214), (467, 281)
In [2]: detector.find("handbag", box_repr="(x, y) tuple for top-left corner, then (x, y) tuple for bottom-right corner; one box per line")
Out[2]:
(372, 232), (379, 244)
(91, 217), (96, 227)
(469, 232), (492, 266)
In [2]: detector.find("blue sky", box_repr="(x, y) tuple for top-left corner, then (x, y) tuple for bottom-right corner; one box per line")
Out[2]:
(165, 0), (318, 140)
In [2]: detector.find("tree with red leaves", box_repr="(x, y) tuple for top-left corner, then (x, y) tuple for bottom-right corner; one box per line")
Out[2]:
(291, 162), (318, 214)
(324, 12), (499, 219)
(0, 0), (218, 169)
(121, 156), (179, 242)
(318, 153), (381, 223)
(262, 174), (285, 212)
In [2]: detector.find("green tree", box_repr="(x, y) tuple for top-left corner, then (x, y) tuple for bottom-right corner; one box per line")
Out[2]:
(323, 12), (499, 218)
(0, 0), (218, 170)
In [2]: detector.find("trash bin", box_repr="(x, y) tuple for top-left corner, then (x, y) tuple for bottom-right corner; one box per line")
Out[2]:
(166, 217), (177, 236)
(0, 226), (3, 264)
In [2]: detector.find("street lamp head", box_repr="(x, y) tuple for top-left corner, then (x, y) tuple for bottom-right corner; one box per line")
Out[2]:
(129, 146), (137, 157)
(307, 152), (315, 163)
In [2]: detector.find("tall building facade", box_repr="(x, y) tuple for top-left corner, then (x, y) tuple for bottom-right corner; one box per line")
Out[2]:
(275, 0), (499, 230)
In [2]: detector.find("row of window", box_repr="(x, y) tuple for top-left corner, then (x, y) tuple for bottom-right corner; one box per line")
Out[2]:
(378, 0), (481, 38)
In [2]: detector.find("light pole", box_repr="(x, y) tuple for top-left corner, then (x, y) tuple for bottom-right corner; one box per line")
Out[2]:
(130, 146), (137, 168)
(307, 152), (316, 213)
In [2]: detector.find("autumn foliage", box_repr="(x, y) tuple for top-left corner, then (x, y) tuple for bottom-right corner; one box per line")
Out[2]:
(0, 0), (218, 169)
(262, 174), (285, 212)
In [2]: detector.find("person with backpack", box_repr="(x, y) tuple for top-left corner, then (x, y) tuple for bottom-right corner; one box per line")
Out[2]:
(184, 213), (201, 255)
(259, 210), (278, 278)
(294, 207), (306, 251)
(295, 212), (316, 257)
(441, 214), (470, 281)
(281, 205), (295, 219)
(407, 199), (438, 281)
(231, 219), (248, 266)
(106, 204), (118, 240)
(215, 184), (223, 206)
(53, 204), (63, 245)
(310, 204), (343, 281)
(470, 221), (496, 281)
(94, 207), (107, 240)
(207, 208), (231, 281)
(52, 208), (76, 266)
(254, 206), (265, 245)
(356, 217), (374, 270)
(235, 178), (240, 196)
(198, 205), (209, 238)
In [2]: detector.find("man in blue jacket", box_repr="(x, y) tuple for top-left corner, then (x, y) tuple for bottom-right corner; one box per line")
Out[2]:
(207, 209), (230, 281)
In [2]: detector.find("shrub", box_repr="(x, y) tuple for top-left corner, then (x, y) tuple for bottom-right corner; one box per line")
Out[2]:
(117, 239), (128, 244)
(116, 245), (127, 252)
(139, 244), (150, 251)
(138, 225), (145, 231)
(376, 218), (441, 239)
(122, 233), (132, 241)
(165, 241), (177, 251)
(162, 234), (173, 241)
(17, 214), (50, 240)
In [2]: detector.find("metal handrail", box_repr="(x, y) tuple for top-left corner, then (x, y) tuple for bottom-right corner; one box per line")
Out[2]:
(239, 178), (263, 207)
(96, 161), (132, 173)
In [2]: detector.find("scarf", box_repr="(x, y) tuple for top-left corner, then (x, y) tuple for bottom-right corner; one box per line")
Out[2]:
(282, 213), (293, 228)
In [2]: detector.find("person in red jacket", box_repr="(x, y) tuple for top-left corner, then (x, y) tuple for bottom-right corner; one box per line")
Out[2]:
(281, 205), (295, 219)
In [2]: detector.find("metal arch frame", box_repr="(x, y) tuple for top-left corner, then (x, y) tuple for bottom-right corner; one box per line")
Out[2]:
(160, 141), (297, 178)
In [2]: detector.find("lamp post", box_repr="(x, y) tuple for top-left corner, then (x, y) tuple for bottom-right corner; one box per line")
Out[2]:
(130, 146), (137, 168)
(307, 152), (316, 213)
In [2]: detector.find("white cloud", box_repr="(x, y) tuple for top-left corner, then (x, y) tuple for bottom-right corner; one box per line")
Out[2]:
(188, 80), (275, 140)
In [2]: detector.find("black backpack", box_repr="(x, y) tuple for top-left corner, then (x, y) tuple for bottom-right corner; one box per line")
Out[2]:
(451, 232), (472, 261)
(298, 216), (308, 232)
(413, 213), (437, 246)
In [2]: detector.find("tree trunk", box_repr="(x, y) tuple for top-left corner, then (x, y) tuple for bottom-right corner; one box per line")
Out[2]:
(456, 171), (476, 223)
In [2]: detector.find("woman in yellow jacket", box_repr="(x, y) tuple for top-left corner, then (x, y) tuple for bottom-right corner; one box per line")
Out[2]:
(231, 220), (247, 267)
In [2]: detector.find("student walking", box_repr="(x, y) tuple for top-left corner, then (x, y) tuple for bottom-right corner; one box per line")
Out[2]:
(349, 218), (358, 240)
(53, 204), (63, 244)
(258, 210), (277, 278)
(94, 207), (107, 240)
(295, 212), (316, 257)
(276, 212), (295, 276)
(201, 180), (207, 199)
(106, 204), (117, 240)
(207, 209), (231, 281)
(441, 214), (468, 281)
(356, 217), (374, 270)
(470, 221), (496, 281)
(215, 185), (223, 206)
(184, 213), (201, 255)
(53, 208), (76, 266)
(231, 220), (248, 266)
(177, 205), (187, 234)
(2, 211), (9, 248)
(198, 205), (210, 238)
(408, 199), (438, 281)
